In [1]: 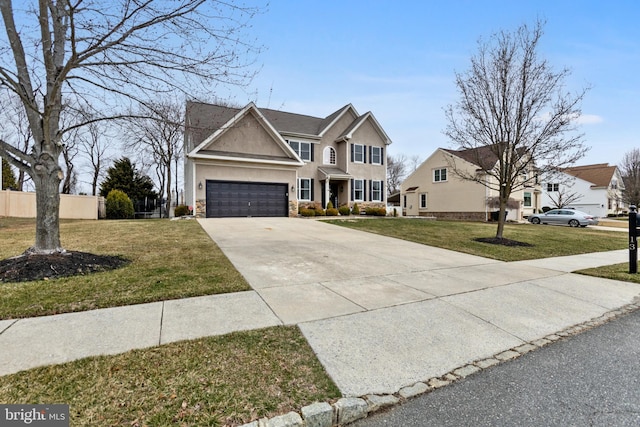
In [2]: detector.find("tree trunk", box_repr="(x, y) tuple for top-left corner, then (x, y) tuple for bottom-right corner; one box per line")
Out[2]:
(17, 170), (25, 191)
(495, 191), (508, 240)
(165, 162), (172, 218)
(30, 155), (63, 254)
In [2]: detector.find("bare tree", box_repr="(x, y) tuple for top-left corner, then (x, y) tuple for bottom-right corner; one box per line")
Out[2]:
(408, 155), (423, 173)
(0, 0), (262, 254)
(59, 114), (81, 194)
(444, 20), (588, 239)
(125, 100), (184, 217)
(174, 142), (183, 205)
(620, 148), (640, 207)
(60, 142), (78, 194)
(78, 120), (110, 196)
(0, 94), (33, 190)
(542, 171), (583, 209)
(546, 186), (583, 209)
(387, 153), (408, 194)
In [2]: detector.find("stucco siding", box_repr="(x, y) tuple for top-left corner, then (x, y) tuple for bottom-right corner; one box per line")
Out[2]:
(402, 149), (487, 216)
(203, 112), (289, 158)
(401, 149), (531, 221)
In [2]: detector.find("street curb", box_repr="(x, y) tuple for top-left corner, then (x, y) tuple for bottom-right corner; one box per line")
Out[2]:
(239, 302), (640, 427)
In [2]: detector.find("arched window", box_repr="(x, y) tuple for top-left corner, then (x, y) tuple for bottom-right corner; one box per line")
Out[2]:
(323, 147), (336, 165)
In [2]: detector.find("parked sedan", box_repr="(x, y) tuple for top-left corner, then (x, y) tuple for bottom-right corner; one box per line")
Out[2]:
(528, 209), (599, 228)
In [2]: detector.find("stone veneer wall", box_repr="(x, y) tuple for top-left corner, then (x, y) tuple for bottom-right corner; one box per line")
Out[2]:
(195, 199), (206, 218)
(421, 211), (487, 221)
(288, 200), (298, 217)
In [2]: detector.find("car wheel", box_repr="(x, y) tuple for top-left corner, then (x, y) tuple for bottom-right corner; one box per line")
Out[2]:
(531, 217), (541, 224)
(569, 219), (579, 227)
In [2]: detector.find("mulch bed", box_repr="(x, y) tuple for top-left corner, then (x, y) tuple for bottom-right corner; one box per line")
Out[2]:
(0, 251), (129, 283)
(474, 237), (534, 247)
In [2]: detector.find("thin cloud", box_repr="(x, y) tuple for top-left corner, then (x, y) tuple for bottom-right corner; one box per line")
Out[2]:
(575, 114), (604, 125)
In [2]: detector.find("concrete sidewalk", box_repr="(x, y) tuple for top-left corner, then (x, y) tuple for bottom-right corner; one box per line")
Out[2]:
(1, 218), (639, 400)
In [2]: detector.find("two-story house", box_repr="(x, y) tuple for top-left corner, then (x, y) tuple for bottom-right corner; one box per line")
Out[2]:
(401, 145), (539, 220)
(541, 163), (625, 217)
(183, 101), (391, 217)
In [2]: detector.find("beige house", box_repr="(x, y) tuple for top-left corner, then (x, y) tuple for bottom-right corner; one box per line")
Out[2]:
(401, 146), (540, 221)
(184, 101), (391, 217)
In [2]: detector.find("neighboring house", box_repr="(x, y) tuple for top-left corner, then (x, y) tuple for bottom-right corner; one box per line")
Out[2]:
(541, 163), (625, 217)
(184, 101), (391, 217)
(400, 146), (539, 221)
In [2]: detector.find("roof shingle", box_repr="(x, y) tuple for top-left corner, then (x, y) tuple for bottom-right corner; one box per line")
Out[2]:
(563, 163), (616, 187)
(185, 101), (354, 146)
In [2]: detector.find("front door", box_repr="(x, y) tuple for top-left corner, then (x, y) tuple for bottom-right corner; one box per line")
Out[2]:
(329, 182), (339, 208)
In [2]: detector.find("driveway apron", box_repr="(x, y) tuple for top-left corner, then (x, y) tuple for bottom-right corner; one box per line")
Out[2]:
(199, 218), (640, 397)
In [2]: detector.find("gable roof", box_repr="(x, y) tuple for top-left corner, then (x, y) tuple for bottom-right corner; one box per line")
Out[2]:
(442, 145), (500, 170)
(187, 102), (303, 166)
(318, 104), (358, 137)
(186, 101), (392, 146)
(335, 111), (392, 145)
(563, 163), (618, 188)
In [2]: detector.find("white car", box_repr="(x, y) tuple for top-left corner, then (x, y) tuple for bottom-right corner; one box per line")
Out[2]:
(528, 209), (599, 228)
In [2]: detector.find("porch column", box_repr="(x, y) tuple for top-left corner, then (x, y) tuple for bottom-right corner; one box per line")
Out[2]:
(325, 176), (331, 208)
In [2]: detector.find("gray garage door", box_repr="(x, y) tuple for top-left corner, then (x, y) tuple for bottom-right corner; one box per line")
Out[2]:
(206, 180), (289, 218)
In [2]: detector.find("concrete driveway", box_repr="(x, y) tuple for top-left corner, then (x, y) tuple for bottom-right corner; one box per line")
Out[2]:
(199, 218), (640, 397)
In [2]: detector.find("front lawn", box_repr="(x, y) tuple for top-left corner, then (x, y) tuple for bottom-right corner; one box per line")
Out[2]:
(327, 218), (627, 262)
(0, 218), (250, 319)
(0, 326), (341, 426)
(0, 219), (340, 426)
(578, 263), (640, 284)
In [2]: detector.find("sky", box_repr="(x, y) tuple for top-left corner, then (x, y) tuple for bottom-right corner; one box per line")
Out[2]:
(222, 0), (640, 168)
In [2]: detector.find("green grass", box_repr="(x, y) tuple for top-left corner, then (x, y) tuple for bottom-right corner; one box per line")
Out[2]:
(326, 218), (627, 262)
(578, 263), (640, 284)
(0, 216), (633, 427)
(0, 218), (250, 319)
(0, 219), (341, 425)
(0, 326), (341, 426)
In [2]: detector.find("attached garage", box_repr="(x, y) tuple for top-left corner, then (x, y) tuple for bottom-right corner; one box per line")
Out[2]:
(205, 180), (289, 218)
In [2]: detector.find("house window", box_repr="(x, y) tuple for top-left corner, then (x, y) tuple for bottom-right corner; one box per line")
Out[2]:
(524, 192), (532, 207)
(288, 140), (312, 162)
(611, 178), (618, 189)
(371, 180), (382, 202)
(434, 168), (447, 182)
(353, 179), (364, 201)
(371, 146), (382, 165)
(420, 193), (427, 208)
(323, 147), (336, 165)
(353, 144), (364, 163)
(298, 178), (311, 201)
(547, 183), (559, 192)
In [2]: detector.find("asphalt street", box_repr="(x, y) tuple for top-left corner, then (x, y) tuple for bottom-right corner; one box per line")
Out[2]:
(351, 308), (640, 427)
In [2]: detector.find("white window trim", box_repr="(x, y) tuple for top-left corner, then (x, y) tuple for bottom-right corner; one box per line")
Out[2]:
(433, 168), (447, 183)
(524, 191), (532, 207)
(420, 193), (427, 208)
(371, 146), (382, 165)
(298, 178), (311, 201)
(323, 146), (336, 165)
(288, 140), (312, 162)
(354, 179), (364, 201)
(371, 180), (382, 202)
(353, 144), (364, 163)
